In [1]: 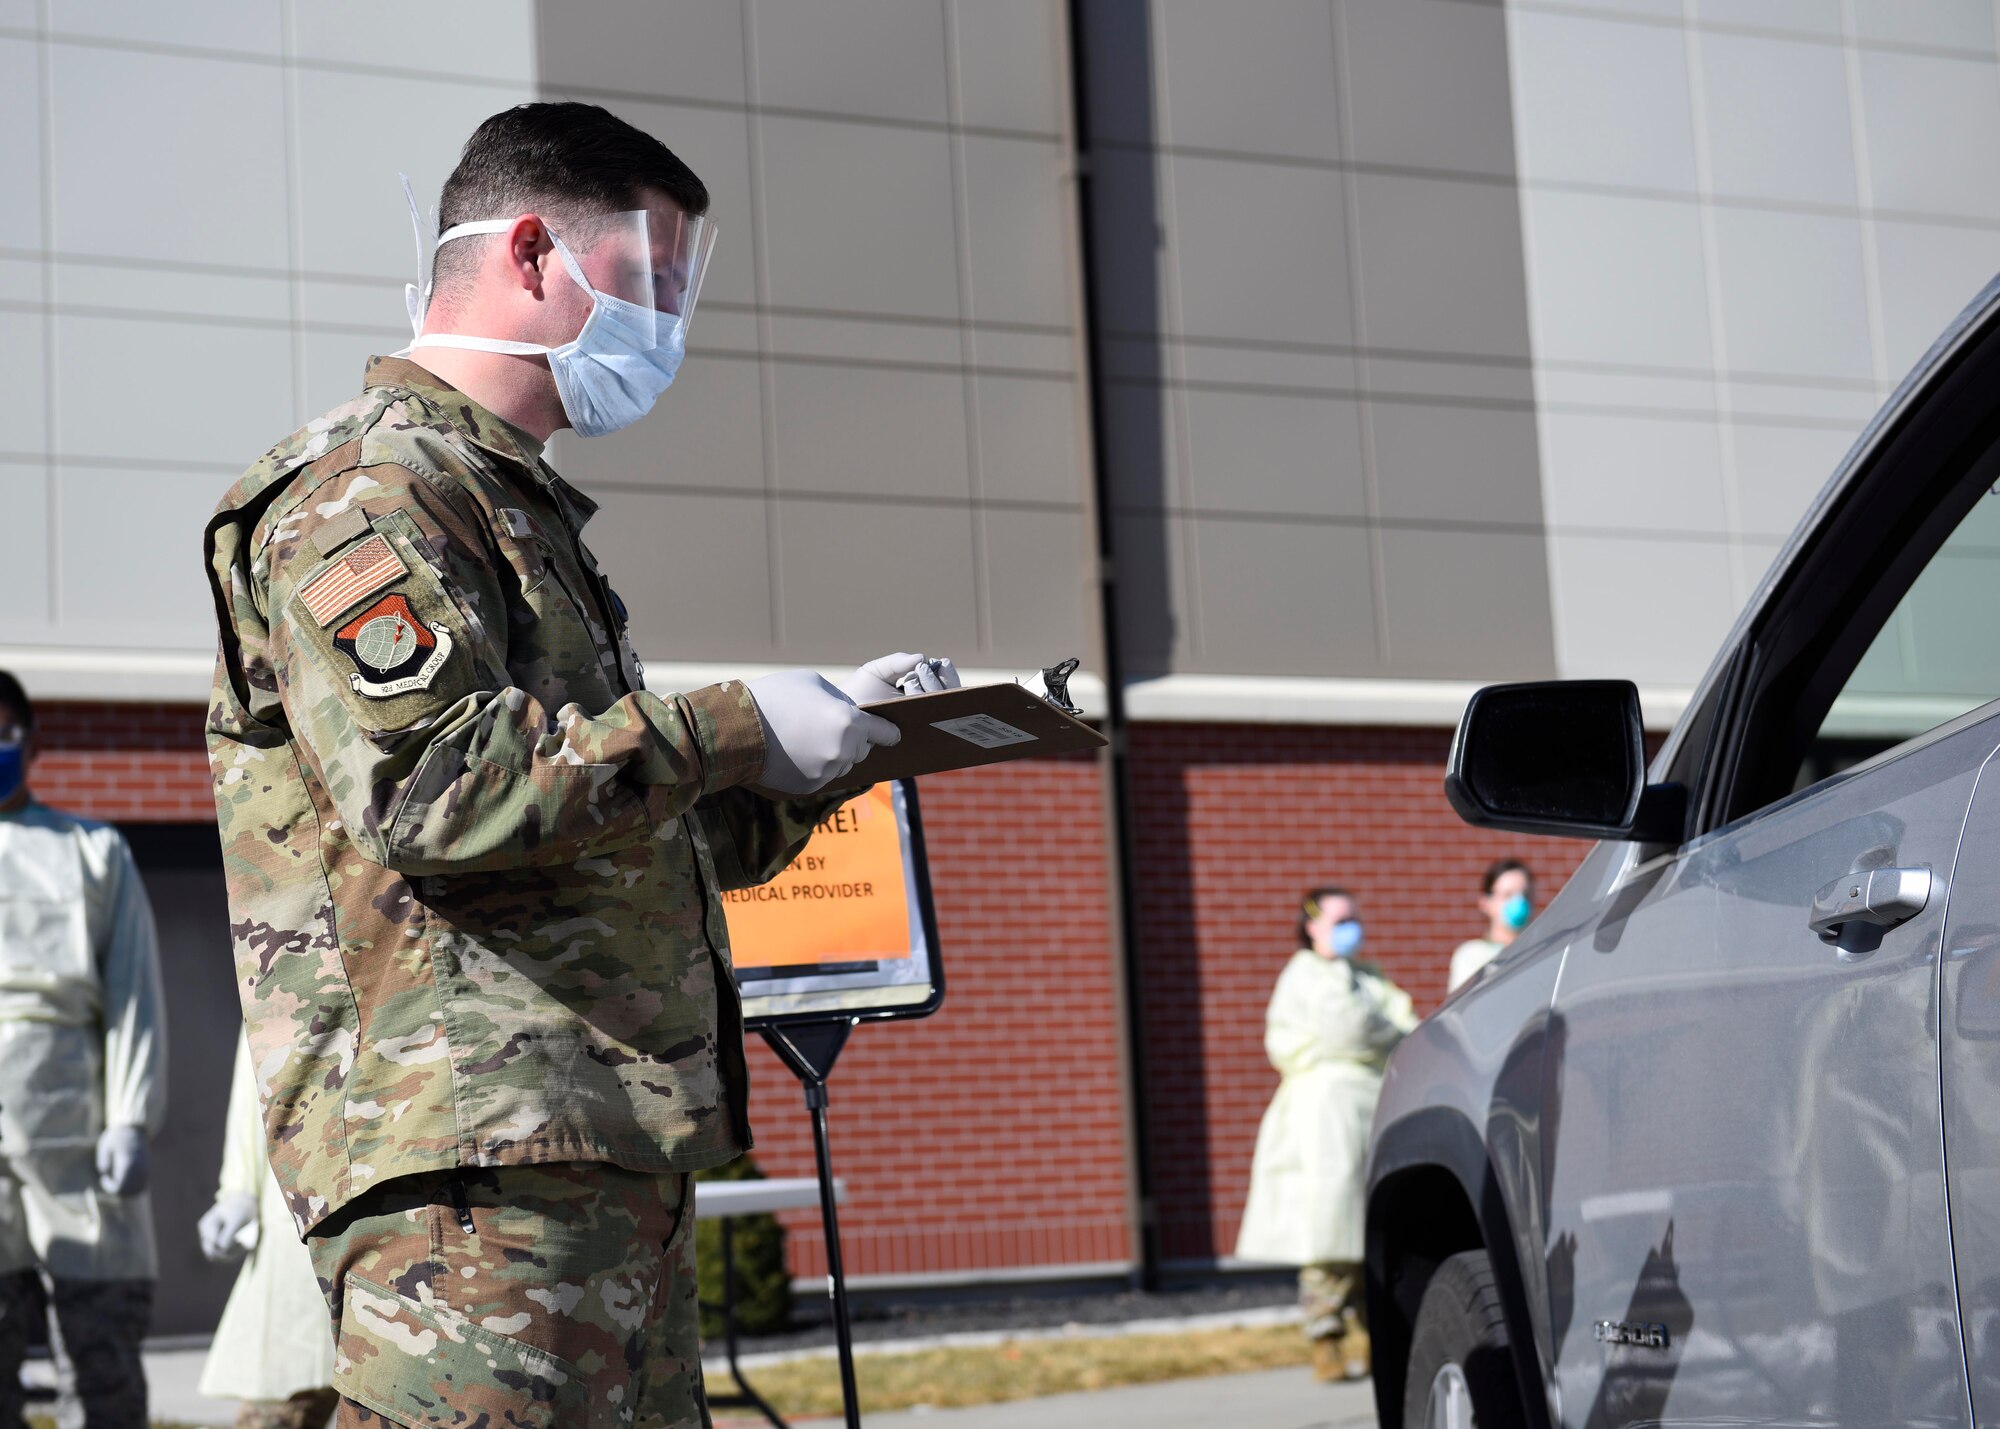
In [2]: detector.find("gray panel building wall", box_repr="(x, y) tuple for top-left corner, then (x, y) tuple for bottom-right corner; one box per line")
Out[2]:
(540, 1), (1101, 678)
(0, 0), (1095, 699)
(1507, 0), (2000, 690)
(7, 0), (2000, 721)
(0, 1), (541, 689)
(1081, 0), (1558, 685)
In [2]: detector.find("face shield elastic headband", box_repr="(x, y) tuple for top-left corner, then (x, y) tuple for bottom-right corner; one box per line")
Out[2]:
(398, 177), (716, 342)
(395, 178), (718, 437)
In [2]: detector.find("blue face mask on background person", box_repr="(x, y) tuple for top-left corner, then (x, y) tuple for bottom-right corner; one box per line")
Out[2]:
(1501, 891), (1532, 932)
(0, 743), (22, 805)
(1330, 919), (1364, 958)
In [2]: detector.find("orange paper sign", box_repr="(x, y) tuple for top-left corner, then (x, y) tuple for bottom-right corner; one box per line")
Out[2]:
(722, 784), (914, 969)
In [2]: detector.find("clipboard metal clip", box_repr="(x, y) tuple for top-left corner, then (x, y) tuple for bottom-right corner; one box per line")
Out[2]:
(1020, 657), (1082, 716)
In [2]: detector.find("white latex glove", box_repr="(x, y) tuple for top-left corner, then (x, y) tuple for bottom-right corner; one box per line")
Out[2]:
(747, 670), (902, 795)
(95, 1125), (149, 1197)
(839, 653), (962, 704)
(198, 1191), (260, 1262)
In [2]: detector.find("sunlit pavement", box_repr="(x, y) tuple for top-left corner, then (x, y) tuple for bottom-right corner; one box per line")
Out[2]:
(145, 1347), (1376, 1428)
(131, 1348), (236, 1426)
(776, 1368), (1377, 1429)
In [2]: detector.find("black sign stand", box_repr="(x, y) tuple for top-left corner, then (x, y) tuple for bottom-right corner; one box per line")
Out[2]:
(761, 1018), (862, 1429)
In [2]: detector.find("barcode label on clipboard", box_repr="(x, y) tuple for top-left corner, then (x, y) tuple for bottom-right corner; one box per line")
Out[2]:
(932, 714), (1038, 749)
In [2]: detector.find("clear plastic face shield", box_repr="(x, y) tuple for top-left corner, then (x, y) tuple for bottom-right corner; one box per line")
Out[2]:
(399, 177), (718, 436)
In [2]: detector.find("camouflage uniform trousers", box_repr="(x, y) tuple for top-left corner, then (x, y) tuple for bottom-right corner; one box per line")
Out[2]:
(0, 1268), (151, 1429)
(235, 1389), (340, 1429)
(306, 1162), (706, 1429)
(1299, 1261), (1364, 1344)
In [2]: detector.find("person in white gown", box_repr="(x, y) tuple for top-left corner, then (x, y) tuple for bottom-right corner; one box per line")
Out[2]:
(196, 1033), (336, 1429)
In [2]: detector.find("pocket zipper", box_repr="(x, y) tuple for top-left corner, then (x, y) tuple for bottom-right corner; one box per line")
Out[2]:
(448, 1176), (476, 1236)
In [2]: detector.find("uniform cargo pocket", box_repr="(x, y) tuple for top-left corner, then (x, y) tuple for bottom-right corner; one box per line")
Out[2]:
(334, 1271), (595, 1429)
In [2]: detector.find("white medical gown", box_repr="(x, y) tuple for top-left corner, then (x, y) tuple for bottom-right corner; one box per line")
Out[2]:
(198, 1032), (336, 1402)
(0, 802), (165, 1280)
(1235, 950), (1417, 1267)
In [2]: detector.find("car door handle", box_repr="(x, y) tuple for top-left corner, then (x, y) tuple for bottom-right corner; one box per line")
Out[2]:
(1808, 866), (1933, 949)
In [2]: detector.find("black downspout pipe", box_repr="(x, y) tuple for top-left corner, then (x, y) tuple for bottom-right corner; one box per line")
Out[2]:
(1065, 0), (1160, 1293)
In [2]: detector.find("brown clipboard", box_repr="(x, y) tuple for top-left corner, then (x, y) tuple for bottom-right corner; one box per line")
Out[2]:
(820, 683), (1107, 789)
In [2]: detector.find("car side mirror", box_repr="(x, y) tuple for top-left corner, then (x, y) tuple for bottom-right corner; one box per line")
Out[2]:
(1445, 680), (1685, 843)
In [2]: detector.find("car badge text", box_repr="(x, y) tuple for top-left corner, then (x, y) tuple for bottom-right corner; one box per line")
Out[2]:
(1594, 1320), (1670, 1350)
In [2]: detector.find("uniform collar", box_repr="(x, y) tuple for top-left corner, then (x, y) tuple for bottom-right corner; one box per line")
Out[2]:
(543, 468), (600, 530)
(362, 355), (547, 469)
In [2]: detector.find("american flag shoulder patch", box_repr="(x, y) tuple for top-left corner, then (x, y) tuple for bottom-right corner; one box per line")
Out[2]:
(296, 532), (407, 626)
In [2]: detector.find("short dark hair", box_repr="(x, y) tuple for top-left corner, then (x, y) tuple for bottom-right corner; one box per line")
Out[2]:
(0, 670), (32, 732)
(1297, 885), (1354, 948)
(1482, 858), (1532, 896)
(433, 102), (709, 295)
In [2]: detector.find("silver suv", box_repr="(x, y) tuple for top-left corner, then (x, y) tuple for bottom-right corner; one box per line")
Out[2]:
(1367, 276), (2000, 1429)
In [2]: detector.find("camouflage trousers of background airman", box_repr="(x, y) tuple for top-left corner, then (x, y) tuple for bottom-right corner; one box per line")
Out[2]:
(1299, 1261), (1365, 1342)
(306, 1162), (706, 1429)
(1300, 1262), (1369, 1382)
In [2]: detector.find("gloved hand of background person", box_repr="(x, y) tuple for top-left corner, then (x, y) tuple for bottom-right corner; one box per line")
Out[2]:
(197, 1191), (259, 1262)
(95, 1125), (148, 1197)
(839, 653), (962, 704)
(746, 670), (901, 795)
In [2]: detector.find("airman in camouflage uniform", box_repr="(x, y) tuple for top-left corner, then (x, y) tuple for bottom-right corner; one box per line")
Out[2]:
(203, 104), (908, 1427)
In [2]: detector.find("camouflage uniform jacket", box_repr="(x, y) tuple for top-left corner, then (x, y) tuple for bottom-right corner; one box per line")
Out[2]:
(204, 356), (831, 1234)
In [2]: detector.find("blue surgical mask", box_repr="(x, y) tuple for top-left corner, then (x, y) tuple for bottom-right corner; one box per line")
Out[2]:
(1329, 919), (1364, 958)
(1501, 891), (1532, 932)
(414, 230), (687, 438)
(0, 744), (21, 805)
(550, 294), (686, 439)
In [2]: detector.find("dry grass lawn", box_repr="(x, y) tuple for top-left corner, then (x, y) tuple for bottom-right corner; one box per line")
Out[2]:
(715, 1322), (1313, 1418)
(10, 1324), (1310, 1426)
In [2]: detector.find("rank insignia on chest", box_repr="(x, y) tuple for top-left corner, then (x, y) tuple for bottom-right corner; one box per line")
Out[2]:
(334, 594), (453, 698)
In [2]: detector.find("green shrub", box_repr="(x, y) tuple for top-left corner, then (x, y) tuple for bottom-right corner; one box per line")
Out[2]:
(695, 1154), (793, 1338)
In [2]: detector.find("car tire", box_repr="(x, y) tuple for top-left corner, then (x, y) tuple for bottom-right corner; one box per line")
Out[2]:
(1402, 1249), (1524, 1429)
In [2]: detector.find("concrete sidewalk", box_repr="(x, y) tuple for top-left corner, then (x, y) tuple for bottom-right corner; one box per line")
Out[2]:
(119, 1348), (233, 1426)
(762, 1368), (1377, 1428)
(146, 1349), (1377, 1428)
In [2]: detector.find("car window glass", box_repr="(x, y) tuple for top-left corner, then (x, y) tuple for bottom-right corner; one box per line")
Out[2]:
(1796, 484), (2000, 790)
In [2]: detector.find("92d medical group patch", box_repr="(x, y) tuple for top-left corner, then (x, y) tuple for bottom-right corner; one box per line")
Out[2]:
(334, 594), (454, 698)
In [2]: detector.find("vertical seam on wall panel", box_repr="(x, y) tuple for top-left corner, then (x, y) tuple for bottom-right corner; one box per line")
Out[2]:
(1148, 21), (1203, 659)
(1836, 0), (1918, 688)
(1066, 0), (1157, 1289)
(37, 0), (58, 623)
(1680, 1), (1748, 606)
(1503, 2), (1573, 675)
(740, 0), (785, 647)
(1839, 0), (1892, 399)
(1328, 0), (1391, 664)
(942, 0), (992, 653)
(280, 0), (307, 424)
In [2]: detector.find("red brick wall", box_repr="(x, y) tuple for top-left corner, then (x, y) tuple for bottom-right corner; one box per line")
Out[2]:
(742, 753), (1135, 1282)
(27, 701), (211, 821)
(1126, 724), (1593, 1265)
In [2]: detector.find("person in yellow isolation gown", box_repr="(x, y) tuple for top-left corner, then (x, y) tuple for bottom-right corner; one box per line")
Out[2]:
(1236, 886), (1417, 1382)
